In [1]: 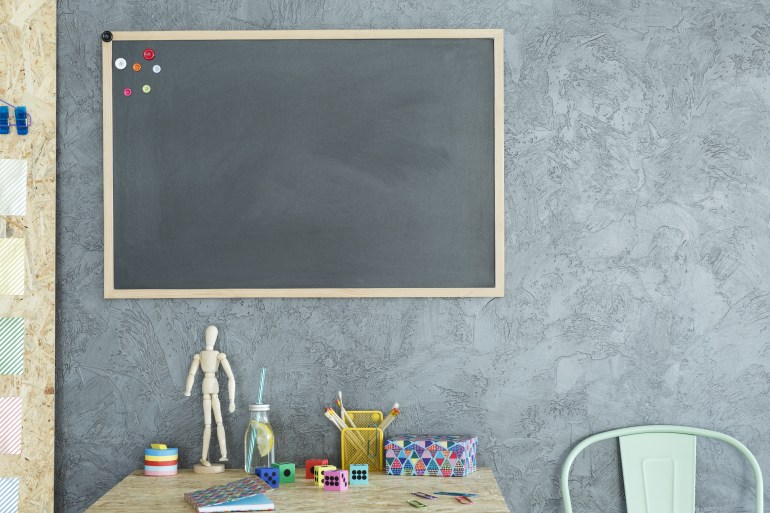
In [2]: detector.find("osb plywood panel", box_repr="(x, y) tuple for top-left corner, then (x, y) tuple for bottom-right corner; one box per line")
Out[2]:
(0, 0), (56, 512)
(58, 1), (770, 512)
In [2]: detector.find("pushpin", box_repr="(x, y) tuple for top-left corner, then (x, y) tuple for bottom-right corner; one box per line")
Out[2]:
(132, 63), (141, 72)
(14, 107), (28, 135)
(152, 65), (161, 73)
(142, 85), (151, 94)
(115, 58), (127, 70)
(0, 106), (9, 135)
(123, 88), (132, 97)
(143, 48), (155, 60)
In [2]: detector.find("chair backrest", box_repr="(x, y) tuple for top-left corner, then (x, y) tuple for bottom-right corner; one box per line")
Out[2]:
(561, 425), (763, 513)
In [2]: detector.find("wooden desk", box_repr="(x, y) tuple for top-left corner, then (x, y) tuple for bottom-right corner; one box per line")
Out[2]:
(87, 468), (509, 512)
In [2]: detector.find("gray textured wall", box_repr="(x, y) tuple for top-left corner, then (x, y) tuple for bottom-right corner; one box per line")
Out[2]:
(56, 1), (770, 511)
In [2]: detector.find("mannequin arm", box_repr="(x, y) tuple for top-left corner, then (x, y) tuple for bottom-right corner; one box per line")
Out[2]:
(184, 354), (200, 396)
(219, 354), (236, 412)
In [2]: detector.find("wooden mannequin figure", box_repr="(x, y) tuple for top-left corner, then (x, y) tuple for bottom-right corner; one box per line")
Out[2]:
(184, 325), (236, 473)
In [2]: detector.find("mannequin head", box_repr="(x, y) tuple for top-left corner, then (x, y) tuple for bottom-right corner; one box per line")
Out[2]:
(204, 325), (219, 350)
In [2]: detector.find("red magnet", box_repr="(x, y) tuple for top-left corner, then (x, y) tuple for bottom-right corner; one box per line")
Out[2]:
(123, 88), (132, 97)
(143, 48), (155, 60)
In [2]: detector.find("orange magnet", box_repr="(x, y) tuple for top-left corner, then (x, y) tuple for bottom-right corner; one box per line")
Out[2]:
(132, 63), (142, 72)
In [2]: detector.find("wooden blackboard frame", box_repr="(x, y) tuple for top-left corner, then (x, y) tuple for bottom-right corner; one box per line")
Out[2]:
(103, 30), (504, 298)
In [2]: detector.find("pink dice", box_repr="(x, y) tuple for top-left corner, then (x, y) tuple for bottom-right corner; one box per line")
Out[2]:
(323, 469), (349, 492)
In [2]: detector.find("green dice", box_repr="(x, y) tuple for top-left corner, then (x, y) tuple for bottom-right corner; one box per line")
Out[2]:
(271, 462), (296, 483)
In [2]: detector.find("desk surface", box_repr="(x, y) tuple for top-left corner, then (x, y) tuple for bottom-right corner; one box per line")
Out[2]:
(87, 467), (509, 512)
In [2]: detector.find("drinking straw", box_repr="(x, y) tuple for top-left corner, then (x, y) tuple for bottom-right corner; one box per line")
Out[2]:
(258, 367), (266, 404)
(245, 423), (257, 472)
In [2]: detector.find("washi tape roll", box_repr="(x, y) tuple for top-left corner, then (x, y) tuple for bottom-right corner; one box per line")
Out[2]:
(145, 448), (178, 457)
(144, 468), (178, 477)
(144, 454), (177, 462)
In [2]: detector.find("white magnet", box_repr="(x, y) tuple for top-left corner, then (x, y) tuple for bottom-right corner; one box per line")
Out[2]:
(152, 65), (161, 73)
(115, 58), (127, 70)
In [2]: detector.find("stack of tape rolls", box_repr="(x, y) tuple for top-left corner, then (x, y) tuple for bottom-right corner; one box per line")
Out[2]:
(144, 444), (178, 476)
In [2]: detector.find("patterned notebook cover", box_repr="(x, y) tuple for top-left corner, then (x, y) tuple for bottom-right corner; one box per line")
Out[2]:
(184, 476), (271, 511)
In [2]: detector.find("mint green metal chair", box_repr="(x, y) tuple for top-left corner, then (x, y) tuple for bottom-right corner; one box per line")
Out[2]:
(561, 425), (763, 513)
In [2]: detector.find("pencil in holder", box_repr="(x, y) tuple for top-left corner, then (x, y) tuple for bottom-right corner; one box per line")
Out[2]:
(341, 427), (383, 471)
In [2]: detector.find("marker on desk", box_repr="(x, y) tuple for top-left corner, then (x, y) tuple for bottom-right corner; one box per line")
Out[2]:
(377, 403), (400, 431)
(433, 492), (479, 497)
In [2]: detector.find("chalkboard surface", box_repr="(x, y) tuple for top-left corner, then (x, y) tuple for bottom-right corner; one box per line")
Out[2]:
(103, 31), (503, 298)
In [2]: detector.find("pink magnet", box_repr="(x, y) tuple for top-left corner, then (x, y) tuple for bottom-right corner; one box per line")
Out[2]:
(123, 88), (133, 97)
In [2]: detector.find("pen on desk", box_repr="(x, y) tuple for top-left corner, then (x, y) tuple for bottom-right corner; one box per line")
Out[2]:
(377, 403), (400, 431)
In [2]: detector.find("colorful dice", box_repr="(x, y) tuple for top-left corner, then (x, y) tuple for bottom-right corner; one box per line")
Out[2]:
(271, 462), (296, 483)
(323, 469), (349, 491)
(349, 463), (369, 485)
(254, 466), (280, 488)
(314, 465), (336, 487)
(305, 458), (328, 479)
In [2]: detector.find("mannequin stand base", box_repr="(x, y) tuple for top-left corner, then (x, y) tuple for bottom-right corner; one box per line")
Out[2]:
(193, 463), (225, 474)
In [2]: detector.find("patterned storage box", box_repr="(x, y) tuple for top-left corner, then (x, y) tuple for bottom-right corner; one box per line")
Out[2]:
(384, 435), (477, 477)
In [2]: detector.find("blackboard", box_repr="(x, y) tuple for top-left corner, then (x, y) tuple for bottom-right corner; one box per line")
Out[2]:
(103, 30), (504, 298)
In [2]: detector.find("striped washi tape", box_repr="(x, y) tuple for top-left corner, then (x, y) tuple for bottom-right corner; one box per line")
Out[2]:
(0, 477), (20, 512)
(0, 239), (24, 296)
(0, 397), (22, 455)
(0, 318), (23, 376)
(0, 160), (27, 216)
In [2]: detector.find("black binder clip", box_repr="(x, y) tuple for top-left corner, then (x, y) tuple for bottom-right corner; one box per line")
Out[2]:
(14, 106), (28, 135)
(0, 106), (9, 135)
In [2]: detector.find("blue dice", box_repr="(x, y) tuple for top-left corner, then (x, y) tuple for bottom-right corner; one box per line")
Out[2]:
(349, 464), (369, 485)
(255, 466), (280, 488)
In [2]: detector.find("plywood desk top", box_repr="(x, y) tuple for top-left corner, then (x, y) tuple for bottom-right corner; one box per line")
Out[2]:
(87, 467), (509, 512)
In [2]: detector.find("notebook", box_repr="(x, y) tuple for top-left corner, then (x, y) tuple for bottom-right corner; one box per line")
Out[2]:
(194, 494), (273, 512)
(184, 476), (273, 512)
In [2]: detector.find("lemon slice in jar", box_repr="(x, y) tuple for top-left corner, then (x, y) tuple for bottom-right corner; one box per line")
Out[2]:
(253, 421), (274, 457)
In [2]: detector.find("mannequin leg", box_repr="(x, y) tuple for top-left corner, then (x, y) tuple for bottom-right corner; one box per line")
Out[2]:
(212, 394), (228, 461)
(201, 394), (212, 466)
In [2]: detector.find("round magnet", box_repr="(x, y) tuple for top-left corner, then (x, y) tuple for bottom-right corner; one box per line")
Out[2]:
(142, 85), (151, 93)
(152, 64), (161, 73)
(115, 57), (127, 70)
(123, 88), (132, 97)
(143, 48), (155, 60)
(132, 63), (142, 72)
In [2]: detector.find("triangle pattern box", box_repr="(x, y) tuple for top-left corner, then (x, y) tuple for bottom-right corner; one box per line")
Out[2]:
(384, 435), (477, 477)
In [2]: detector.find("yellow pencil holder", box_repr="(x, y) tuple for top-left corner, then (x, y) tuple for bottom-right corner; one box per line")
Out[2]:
(340, 410), (384, 471)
